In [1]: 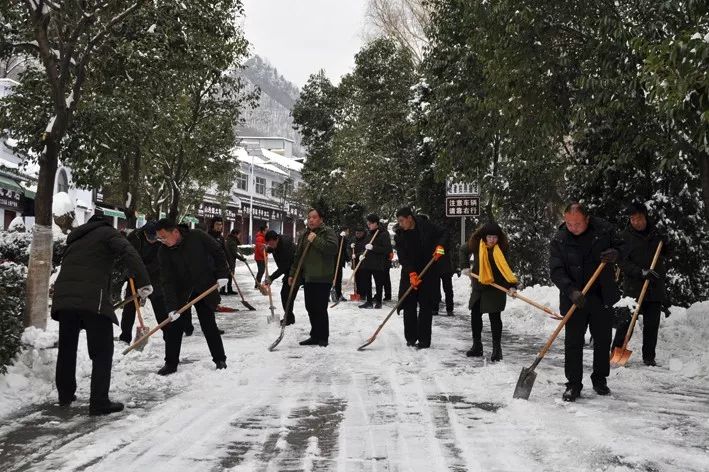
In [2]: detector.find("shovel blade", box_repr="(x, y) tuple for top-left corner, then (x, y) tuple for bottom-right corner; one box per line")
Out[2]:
(132, 327), (150, 351)
(513, 366), (537, 400)
(241, 300), (256, 311)
(357, 337), (375, 351)
(330, 289), (338, 303)
(610, 347), (632, 367)
(350, 293), (361, 301)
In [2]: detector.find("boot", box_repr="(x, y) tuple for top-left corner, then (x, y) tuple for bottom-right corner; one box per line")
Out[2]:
(359, 301), (373, 309)
(299, 337), (318, 346)
(466, 338), (483, 357)
(215, 360), (227, 370)
(592, 379), (611, 396)
(562, 386), (581, 402)
(157, 363), (178, 376)
(89, 401), (124, 416)
(490, 342), (503, 362)
(59, 394), (77, 407)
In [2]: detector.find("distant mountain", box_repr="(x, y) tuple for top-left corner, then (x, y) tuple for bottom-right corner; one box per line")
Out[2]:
(235, 56), (303, 155)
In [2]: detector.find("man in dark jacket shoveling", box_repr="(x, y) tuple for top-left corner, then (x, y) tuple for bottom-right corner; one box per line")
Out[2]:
(154, 219), (229, 375)
(263, 230), (297, 325)
(52, 213), (151, 415)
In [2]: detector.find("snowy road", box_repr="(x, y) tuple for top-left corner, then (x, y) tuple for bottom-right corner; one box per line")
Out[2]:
(1, 267), (708, 471)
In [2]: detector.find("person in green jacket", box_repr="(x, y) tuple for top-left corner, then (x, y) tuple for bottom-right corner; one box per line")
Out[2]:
(289, 207), (338, 347)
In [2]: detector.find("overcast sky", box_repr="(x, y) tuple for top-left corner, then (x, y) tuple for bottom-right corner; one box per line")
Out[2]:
(241, 0), (369, 88)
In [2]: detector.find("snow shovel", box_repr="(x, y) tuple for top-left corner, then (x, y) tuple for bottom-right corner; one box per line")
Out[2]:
(269, 239), (311, 351)
(113, 293), (139, 310)
(230, 273), (256, 311)
(346, 229), (380, 287)
(610, 241), (663, 367)
(330, 236), (346, 304)
(242, 258), (268, 295)
(513, 262), (607, 400)
(357, 255), (437, 351)
(469, 273), (563, 320)
(263, 247), (278, 323)
(128, 278), (150, 351)
(123, 283), (219, 355)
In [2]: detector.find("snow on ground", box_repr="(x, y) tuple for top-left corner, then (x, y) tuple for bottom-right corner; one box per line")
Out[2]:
(1, 263), (708, 471)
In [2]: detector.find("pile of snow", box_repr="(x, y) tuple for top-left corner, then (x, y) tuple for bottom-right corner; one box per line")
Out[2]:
(659, 301), (709, 378)
(51, 191), (74, 216)
(7, 216), (25, 232)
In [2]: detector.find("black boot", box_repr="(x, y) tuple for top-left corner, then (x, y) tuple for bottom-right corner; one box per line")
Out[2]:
(359, 301), (373, 309)
(215, 360), (227, 370)
(157, 363), (178, 376)
(562, 386), (581, 402)
(59, 394), (77, 407)
(490, 342), (503, 362)
(89, 401), (124, 416)
(299, 337), (318, 346)
(592, 379), (611, 396)
(466, 339), (483, 357)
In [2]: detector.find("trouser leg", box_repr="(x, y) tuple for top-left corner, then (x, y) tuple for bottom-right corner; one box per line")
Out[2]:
(195, 298), (226, 364)
(120, 302), (136, 343)
(564, 306), (591, 390)
(589, 301), (612, 385)
(56, 312), (81, 404)
(641, 302), (662, 361)
(470, 300), (483, 340)
(489, 312), (502, 344)
(441, 273), (454, 313)
(304, 282), (330, 341)
(82, 313), (114, 408)
(372, 270), (385, 304)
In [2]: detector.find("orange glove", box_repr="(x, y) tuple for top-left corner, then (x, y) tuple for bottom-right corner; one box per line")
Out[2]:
(433, 245), (445, 261)
(409, 272), (422, 290)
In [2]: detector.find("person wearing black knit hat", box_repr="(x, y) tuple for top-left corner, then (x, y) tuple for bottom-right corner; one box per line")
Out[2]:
(358, 213), (393, 309)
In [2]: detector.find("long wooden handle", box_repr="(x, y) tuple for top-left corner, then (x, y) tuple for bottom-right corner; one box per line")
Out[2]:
(469, 272), (562, 320)
(366, 256), (437, 342)
(621, 241), (663, 348)
(113, 294), (138, 310)
(348, 229), (380, 284)
(331, 236), (345, 285)
(264, 247), (275, 306)
(128, 277), (146, 329)
(123, 283), (219, 355)
(284, 240), (312, 317)
(536, 262), (607, 360)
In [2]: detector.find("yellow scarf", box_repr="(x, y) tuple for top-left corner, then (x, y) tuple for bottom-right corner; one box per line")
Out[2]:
(478, 240), (518, 285)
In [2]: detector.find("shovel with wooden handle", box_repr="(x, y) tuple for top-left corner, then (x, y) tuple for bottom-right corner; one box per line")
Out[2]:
(128, 278), (151, 351)
(123, 283), (219, 355)
(113, 293), (139, 311)
(357, 256), (437, 351)
(610, 241), (663, 367)
(230, 273), (256, 311)
(242, 258), (267, 294)
(469, 273), (563, 320)
(330, 235), (346, 304)
(263, 247), (278, 323)
(346, 230), (380, 287)
(513, 262), (607, 400)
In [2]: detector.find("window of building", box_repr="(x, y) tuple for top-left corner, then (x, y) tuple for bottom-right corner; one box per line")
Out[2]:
(56, 169), (69, 194)
(255, 176), (266, 195)
(236, 172), (248, 191)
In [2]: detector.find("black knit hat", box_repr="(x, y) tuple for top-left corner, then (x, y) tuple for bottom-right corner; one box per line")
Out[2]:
(366, 213), (379, 223)
(480, 221), (503, 238)
(626, 201), (648, 216)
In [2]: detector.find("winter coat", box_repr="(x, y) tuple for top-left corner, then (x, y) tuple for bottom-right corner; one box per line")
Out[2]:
(126, 227), (163, 298)
(395, 216), (448, 296)
(352, 235), (367, 265)
(52, 220), (149, 324)
(361, 225), (393, 272)
(437, 234), (454, 275)
(226, 234), (246, 264)
(462, 244), (516, 314)
(550, 216), (624, 313)
(268, 234), (295, 281)
(254, 231), (266, 262)
(289, 225), (338, 284)
(334, 234), (349, 269)
(209, 229), (233, 270)
(159, 227), (230, 312)
(620, 223), (668, 303)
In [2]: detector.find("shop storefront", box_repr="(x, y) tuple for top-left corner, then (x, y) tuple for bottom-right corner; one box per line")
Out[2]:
(0, 175), (23, 229)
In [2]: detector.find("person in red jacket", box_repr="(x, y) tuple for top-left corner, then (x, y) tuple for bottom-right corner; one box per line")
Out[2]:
(254, 224), (268, 289)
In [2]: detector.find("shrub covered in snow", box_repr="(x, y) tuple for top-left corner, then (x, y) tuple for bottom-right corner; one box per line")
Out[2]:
(0, 229), (66, 267)
(0, 262), (27, 374)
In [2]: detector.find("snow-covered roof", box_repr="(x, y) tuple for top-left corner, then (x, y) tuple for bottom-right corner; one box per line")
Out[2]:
(232, 147), (289, 176)
(260, 148), (303, 172)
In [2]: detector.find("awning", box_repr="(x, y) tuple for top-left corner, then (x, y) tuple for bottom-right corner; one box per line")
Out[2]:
(181, 215), (199, 224)
(97, 206), (126, 219)
(0, 175), (23, 193)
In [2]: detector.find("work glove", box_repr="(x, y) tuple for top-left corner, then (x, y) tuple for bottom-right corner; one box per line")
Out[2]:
(570, 290), (585, 309)
(340, 231), (347, 237)
(350, 243), (356, 249)
(662, 305), (671, 318)
(433, 245), (445, 261)
(642, 269), (661, 281)
(137, 284), (153, 299)
(600, 248), (619, 263)
(265, 246), (273, 254)
(217, 278), (229, 289)
(237, 253), (247, 262)
(365, 243), (373, 251)
(409, 272), (422, 290)
(508, 287), (517, 297)
(168, 310), (181, 322)
(462, 268), (470, 277)
(264, 276), (272, 286)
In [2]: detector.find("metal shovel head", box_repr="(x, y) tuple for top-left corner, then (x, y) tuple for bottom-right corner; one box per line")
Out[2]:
(357, 336), (375, 351)
(610, 346), (632, 367)
(132, 326), (151, 351)
(241, 300), (256, 311)
(330, 289), (338, 303)
(268, 325), (286, 351)
(513, 366), (537, 400)
(350, 293), (361, 301)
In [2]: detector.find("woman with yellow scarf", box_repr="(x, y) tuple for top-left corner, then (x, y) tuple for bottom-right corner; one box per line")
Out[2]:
(460, 222), (517, 361)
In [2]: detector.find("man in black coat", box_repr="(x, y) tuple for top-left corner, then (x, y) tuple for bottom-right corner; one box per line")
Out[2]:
(612, 202), (669, 366)
(351, 227), (368, 300)
(433, 234), (455, 316)
(52, 214), (151, 415)
(359, 214), (393, 309)
(209, 217), (236, 296)
(550, 202), (625, 402)
(332, 228), (349, 302)
(394, 207), (448, 349)
(119, 221), (168, 344)
(263, 230), (297, 325)
(154, 219), (229, 375)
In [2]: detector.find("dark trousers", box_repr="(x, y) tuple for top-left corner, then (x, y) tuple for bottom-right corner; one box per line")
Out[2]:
(161, 296), (227, 366)
(120, 292), (168, 343)
(612, 301), (662, 361)
(362, 269), (386, 303)
(435, 273), (455, 313)
(56, 311), (114, 408)
(255, 260), (266, 285)
(470, 300), (501, 344)
(354, 267), (368, 297)
(280, 278), (297, 324)
(226, 264), (235, 293)
(401, 280), (436, 347)
(383, 268), (392, 299)
(334, 264), (344, 299)
(564, 296), (612, 389)
(304, 282), (331, 342)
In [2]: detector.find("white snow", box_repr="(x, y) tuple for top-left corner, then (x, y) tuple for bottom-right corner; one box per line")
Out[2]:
(0, 266), (708, 471)
(51, 191), (74, 216)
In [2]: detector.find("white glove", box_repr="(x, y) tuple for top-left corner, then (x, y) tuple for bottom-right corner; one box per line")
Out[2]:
(462, 268), (471, 277)
(168, 310), (180, 322)
(365, 243), (373, 251)
(340, 231), (347, 237)
(137, 285), (153, 300)
(217, 278), (228, 289)
(508, 287), (517, 297)
(350, 243), (355, 249)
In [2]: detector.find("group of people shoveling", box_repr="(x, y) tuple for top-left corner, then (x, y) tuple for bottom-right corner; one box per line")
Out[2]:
(51, 200), (668, 415)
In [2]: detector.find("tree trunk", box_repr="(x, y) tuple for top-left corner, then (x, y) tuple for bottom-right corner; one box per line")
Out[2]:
(168, 183), (181, 221)
(24, 140), (59, 328)
(700, 151), (709, 226)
